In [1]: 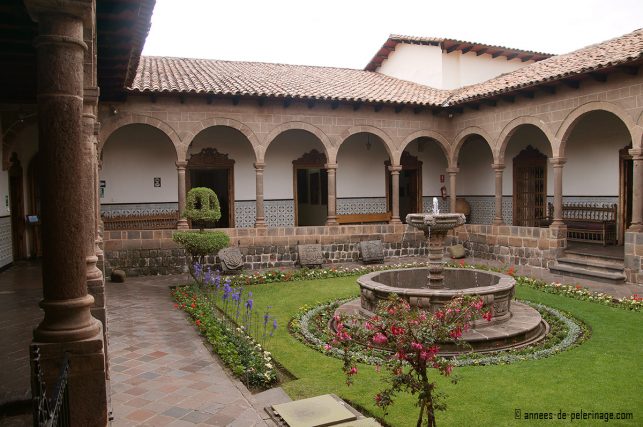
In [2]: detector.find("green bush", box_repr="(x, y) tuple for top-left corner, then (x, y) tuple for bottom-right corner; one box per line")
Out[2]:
(184, 187), (221, 224)
(173, 231), (230, 259)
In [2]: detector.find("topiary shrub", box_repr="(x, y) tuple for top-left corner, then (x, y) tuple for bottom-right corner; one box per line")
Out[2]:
(184, 187), (221, 228)
(175, 187), (228, 279)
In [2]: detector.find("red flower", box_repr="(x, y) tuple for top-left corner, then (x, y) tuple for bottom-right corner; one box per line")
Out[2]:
(195, 319), (201, 326)
(459, 259), (465, 267)
(190, 303), (196, 309)
(482, 311), (493, 322)
(507, 266), (516, 276)
(173, 303), (179, 309)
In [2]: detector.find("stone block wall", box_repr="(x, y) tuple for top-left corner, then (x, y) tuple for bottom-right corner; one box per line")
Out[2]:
(103, 225), (429, 276)
(447, 224), (566, 268)
(624, 231), (643, 285)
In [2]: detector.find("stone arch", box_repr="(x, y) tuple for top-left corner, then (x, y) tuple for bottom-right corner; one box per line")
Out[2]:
(451, 126), (495, 166)
(262, 121), (333, 162)
(181, 117), (260, 162)
(99, 113), (181, 160)
(496, 116), (556, 163)
(2, 113), (37, 170)
(557, 101), (640, 156)
(398, 129), (451, 166)
(337, 125), (395, 164)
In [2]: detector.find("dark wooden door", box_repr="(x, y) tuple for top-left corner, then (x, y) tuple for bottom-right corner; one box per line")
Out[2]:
(513, 146), (547, 227)
(189, 168), (230, 228)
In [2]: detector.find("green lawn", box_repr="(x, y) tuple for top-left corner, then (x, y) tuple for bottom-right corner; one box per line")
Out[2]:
(250, 276), (642, 427)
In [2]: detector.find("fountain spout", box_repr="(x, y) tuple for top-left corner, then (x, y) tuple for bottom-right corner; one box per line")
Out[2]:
(406, 213), (466, 288)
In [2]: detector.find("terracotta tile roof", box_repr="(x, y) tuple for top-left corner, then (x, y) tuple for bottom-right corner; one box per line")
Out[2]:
(129, 29), (643, 108)
(451, 28), (643, 104)
(365, 35), (553, 71)
(130, 57), (450, 106)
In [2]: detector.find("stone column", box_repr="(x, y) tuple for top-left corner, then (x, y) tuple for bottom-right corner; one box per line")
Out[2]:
(628, 148), (643, 232)
(325, 163), (338, 225)
(27, 4), (108, 425)
(447, 167), (459, 213)
(254, 162), (266, 227)
(82, 87), (106, 332)
(550, 157), (566, 227)
(389, 165), (402, 224)
(176, 161), (189, 229)
(492, 163), (505, 225)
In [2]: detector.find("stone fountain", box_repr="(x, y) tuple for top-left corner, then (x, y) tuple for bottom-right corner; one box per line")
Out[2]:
(336, 203), (548, 353)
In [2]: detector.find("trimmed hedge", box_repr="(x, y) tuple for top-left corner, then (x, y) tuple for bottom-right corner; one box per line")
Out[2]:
(184, 187), (221, 223)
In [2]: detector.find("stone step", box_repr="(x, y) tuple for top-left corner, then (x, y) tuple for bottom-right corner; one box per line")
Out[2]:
(556, 257), (624, 273)
(563, 248), (624, 263)
(549, 262), (626, 284)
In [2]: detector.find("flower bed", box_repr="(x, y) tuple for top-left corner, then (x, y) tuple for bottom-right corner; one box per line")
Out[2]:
(172, 282), (278, 389)
(290, 298), (589, 367)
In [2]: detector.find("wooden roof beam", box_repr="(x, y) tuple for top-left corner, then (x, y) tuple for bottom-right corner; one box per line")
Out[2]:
(476, 48), (488, 56)
(563, 80), (580, 89)
(373, 104), (383, 112)
(541, 86), (556, 95)
(590, 72), (608, 82)
(619, 65), (639, 75)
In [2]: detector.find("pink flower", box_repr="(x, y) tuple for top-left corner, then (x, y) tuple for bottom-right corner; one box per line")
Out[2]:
(435, 310), (445, 320)
(472, 299), (484, 310)
(372, 333), (388, 345)
(411, 342), (423, 351)
(324, 344), (332, 351)
(348, 366), (358, 375)
(449, 327), (462, 339)
(483, 311), (493, 322)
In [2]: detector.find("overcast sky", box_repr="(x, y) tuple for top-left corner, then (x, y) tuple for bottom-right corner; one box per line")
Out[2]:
(142, 0), (643, 69)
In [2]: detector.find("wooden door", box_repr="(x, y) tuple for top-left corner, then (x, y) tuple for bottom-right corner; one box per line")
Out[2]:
(513, 146), (547, 227)
(293, 149), (328, 226)
(619, 145), (633, 244)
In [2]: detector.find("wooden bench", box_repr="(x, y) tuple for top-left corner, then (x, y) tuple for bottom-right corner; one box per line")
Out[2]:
(336, 212), (392, 225)
(548, 202), (617, 245)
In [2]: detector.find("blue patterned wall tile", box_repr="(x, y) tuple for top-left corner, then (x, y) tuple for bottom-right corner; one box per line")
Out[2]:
(265, 200), (295, 227)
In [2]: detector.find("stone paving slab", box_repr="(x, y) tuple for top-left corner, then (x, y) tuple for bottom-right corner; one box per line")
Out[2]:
(106, 274), (273, 426)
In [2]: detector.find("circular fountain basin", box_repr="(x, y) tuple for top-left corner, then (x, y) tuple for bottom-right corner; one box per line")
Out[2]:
(348, 267), (548, 353)
(358, 268), (515, 323)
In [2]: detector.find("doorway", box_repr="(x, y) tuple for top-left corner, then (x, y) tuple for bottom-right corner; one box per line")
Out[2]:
(9, 153), (26, 259)
(293, 149), (328, 226)
(386, 152), (422, 223)
(513, 145), (547, 227)
(27, 154), (42, 257)
(619, 145), (634, 244)
(187, 148), (235, 228)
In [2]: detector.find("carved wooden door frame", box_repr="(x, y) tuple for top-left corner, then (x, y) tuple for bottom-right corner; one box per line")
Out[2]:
(292, 149), (327, 226)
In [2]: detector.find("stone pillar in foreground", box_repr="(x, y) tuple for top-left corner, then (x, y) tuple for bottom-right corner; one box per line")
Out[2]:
(176, 161), (189, 229)
(628, 148), (643, 232)
(389, 165), (402, 224)
(254, 162), (266, 227)
(492, 163), (505, 225)
(82, 87), (106, 339)
(27, 3), (108, 425)
(325, 163), (338, 225)
(447, 167), (459, 213)
(550, 157), (566, 227)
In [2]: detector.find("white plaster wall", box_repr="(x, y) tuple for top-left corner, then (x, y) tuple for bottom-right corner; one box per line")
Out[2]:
(378, 43), (535, 89)
(336, 134), (389, 198)
(456, 137), (494, 195)
(188, 126), (256, 200)
(377, 44), (443, 88)
(402, 139), (448, 196)
(502, 125), (554, 195)
(264, 130), (325, 199)
(0, 143), (9, 218)
(459, 53), (533, 88)
(563, 111), (630, 196)
(100, 124), (178, 204)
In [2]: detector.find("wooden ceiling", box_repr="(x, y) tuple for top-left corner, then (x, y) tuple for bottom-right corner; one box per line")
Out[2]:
(0, 0), (155, 104)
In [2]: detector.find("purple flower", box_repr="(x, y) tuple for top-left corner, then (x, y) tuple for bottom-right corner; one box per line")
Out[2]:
(245, 299), (253, 310)
(263, 313), (270, 326)
(232, 290), (241, 302)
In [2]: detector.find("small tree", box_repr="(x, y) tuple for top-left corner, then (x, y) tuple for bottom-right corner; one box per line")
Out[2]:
(174, 187), (229, 280)
(333, 295), (491, 427)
